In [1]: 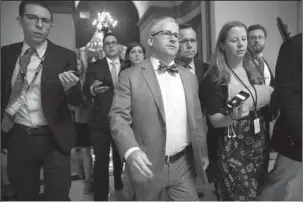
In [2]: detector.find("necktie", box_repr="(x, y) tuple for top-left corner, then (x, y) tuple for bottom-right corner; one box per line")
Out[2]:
(110, 61), (118, 86)
(257, 57), (265, 74)
(158, 61), (178, 75)
(1, 48), (36, 132)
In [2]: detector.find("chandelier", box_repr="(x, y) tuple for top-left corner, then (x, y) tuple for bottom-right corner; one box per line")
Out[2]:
(86, 12), (118, 60)
(92, 12), (118, 32)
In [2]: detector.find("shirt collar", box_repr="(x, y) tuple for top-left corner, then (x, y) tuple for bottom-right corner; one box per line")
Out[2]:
(21, 40), (48, 59)
(150, 57), (176, 71)
(106, 57), (120, 66)
(257, 53), (263, 59)
(188, 59), (195, 69)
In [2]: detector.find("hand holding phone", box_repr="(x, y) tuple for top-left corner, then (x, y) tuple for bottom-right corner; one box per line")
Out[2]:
(226, 90), (250, 120)
(92, 80), (110, 95)
(58, 70), (80, 90)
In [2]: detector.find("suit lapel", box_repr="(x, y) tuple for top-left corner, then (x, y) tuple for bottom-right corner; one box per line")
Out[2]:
(3, 43), (23, 107)
(101, 58), (113, 84)
(141, 59), (166, 124)
(41, 41), (58, 98)
(194, 59), (203, 85)
(178, 67), (195, 129)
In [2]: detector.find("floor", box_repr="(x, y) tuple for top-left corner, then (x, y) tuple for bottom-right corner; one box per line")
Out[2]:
(1, 149), (277, 201)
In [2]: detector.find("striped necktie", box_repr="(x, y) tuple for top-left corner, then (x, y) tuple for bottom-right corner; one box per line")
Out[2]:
(1, 48), (36, 132)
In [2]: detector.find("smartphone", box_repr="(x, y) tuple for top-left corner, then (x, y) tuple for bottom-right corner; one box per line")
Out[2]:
(100, 78), (113, 87)
(71, 71), (80, 77)
(226, 91), (250, 114)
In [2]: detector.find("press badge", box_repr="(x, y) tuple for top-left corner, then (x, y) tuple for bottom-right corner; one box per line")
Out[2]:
(5, 93), (26, 116)
(254, 118), (260, 134)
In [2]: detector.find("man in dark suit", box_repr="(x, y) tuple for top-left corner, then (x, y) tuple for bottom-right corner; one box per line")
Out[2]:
(258, 33), (302, 201)
(176, 23), (210, 198)
(176, 24), (208, 86)
(248, 24), (279, 187)
(248, 24), (275, 86)
(83, 32), (123, 201)
(109, 17), (209, 201)
(1, 1), (81, 200)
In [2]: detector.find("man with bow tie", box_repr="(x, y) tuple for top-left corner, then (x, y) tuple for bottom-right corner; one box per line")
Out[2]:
(109, 16), (209, 201)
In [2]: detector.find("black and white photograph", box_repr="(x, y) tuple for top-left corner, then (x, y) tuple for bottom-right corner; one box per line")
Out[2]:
(1, 1), (302, 201)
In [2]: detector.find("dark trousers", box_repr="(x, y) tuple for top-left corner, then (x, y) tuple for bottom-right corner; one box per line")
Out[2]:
(90, 131), (123, 201)
(6, 125), (71, 201)
(112, 141), (123, 190)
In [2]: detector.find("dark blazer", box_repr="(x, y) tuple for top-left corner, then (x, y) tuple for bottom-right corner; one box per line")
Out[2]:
(176, 58), (208, 87)
(1, 40), (82, 153)
(258, 58), (279, 127)
(271, 33), (302, 162)
(193, 58), (209, 86)
(83, 57), (122, 134)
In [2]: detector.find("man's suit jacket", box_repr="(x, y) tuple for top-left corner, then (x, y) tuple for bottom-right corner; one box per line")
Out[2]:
(1, 40), (82, 153)
(271, 33), (302, 162)
(262, 58), (275, 87)
(175, 58), (208, 87)
(83, 58), (122, 134)
(193, 58), (209, 87)
(109, 58), (208, 183)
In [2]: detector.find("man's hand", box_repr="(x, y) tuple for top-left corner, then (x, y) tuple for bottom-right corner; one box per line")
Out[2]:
(201, 156), (209, 170)
(91, 80), (110, 95)
(127, 150), (153, 182)
(59, 70), (79, 90)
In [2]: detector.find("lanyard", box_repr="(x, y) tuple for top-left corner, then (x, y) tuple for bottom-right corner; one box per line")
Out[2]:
(228, 66), (258, 117)
(18, 54), (45, 91)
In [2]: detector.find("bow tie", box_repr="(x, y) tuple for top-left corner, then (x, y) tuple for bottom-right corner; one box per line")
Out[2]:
(158, 62), (178, 75)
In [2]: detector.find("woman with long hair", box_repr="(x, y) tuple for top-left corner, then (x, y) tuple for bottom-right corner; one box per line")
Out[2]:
(200, 21), (273, 200)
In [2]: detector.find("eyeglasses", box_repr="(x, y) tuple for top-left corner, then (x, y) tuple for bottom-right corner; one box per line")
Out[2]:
(23, 14), (52, 26)
(249, 36), (265, 41)
(180, 38), (198, 44)
(151, 31), (182, 41)
(104, 41), (118, 47)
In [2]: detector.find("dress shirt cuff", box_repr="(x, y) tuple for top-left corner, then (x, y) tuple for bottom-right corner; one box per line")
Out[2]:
(90, 85), (96, 96)
(64, 86), (73, 94)
(124, 147), (140, 161)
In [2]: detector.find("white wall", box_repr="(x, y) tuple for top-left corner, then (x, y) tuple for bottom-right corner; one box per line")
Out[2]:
(210, 1), (301, 74)
(1, 1), (24, 46)
(1, 1), (76, 51)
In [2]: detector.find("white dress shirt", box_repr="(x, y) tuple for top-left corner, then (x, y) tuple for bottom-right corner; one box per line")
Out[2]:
(12, 41), (48, 127)
(106, 57), (121, 81)
(259, 54), (271, 86)
(124, 57), (190, 160)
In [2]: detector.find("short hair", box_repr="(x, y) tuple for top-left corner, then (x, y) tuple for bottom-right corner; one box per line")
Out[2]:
(179, 23), (193, 30)
(102, 32), (119, 44)
(19, 0), (53, 20)
(248, 24), (267, 38)
(149, 16), (178, 36)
